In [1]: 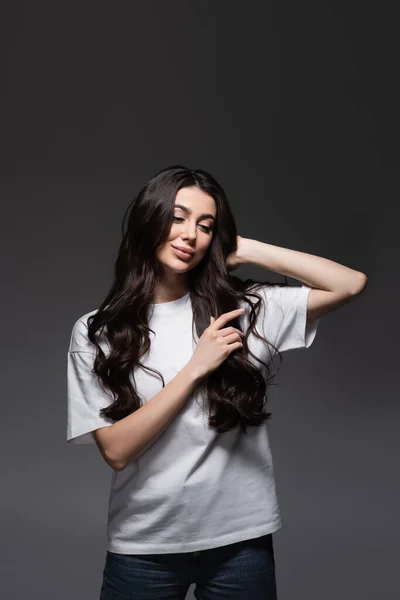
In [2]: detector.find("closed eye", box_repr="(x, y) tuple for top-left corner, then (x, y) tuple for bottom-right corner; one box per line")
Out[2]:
(172, 216), (213, 233)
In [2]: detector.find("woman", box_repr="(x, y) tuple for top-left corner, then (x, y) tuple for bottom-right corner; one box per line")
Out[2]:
(67, 165), (367, 599)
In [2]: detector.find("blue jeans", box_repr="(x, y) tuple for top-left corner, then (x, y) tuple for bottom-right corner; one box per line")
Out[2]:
(99, 533), (277, 599)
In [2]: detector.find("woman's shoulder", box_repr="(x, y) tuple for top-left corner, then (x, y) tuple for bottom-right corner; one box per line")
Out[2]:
(68, 309), (99, 353)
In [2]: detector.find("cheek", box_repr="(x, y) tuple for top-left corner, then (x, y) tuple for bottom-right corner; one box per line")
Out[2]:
(196, 242), (212, 259)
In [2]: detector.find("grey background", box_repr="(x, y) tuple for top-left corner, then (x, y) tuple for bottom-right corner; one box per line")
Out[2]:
(1, 1), (398, 599)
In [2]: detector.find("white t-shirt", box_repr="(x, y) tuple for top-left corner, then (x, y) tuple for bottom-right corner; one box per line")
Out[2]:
(67, 284), (319, 554)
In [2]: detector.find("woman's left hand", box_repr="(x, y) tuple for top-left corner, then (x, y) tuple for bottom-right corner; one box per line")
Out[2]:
(226, 235), (245, 271)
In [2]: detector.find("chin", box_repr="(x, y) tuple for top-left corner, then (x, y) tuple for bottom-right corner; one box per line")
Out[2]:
(164, 259), (192, 270)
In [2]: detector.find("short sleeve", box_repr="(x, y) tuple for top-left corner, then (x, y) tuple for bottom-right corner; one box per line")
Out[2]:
(258, 283), (319, 353)
(67, 316), (114, 444)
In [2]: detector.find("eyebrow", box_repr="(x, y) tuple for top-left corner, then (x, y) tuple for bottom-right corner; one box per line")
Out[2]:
(174, 204), (216, 221)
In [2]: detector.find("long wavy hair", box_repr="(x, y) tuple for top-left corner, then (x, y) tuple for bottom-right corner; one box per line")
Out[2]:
(87, 165), (287, 434)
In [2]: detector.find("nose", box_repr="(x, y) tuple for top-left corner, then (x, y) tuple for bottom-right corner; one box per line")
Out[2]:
(180, 226), (196, 241)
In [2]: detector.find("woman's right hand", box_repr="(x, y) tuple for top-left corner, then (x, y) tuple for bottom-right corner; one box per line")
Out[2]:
(188, 308), (245, 379)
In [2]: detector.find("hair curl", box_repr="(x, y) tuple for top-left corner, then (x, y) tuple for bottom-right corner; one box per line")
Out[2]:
(87, 165), (288, 434)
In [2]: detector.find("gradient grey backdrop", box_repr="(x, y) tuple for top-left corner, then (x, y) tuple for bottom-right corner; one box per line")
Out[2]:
(2, 1), (398, 599)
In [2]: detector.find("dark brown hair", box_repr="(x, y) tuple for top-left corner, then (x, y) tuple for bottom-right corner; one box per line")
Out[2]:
(87, 165), (287, 434)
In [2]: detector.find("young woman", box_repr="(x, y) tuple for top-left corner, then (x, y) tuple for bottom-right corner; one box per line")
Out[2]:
(67, 165), (367, 599)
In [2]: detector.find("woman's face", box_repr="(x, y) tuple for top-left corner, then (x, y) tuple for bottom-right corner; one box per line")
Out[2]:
(156, 186), (216, 273)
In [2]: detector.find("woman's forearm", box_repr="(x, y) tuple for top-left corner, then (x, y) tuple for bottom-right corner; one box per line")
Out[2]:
(239, 238), (366, 294)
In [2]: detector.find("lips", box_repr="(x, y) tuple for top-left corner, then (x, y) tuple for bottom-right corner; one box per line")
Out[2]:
(171, 244), (193, 262)
(172, 245), (194, 257)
